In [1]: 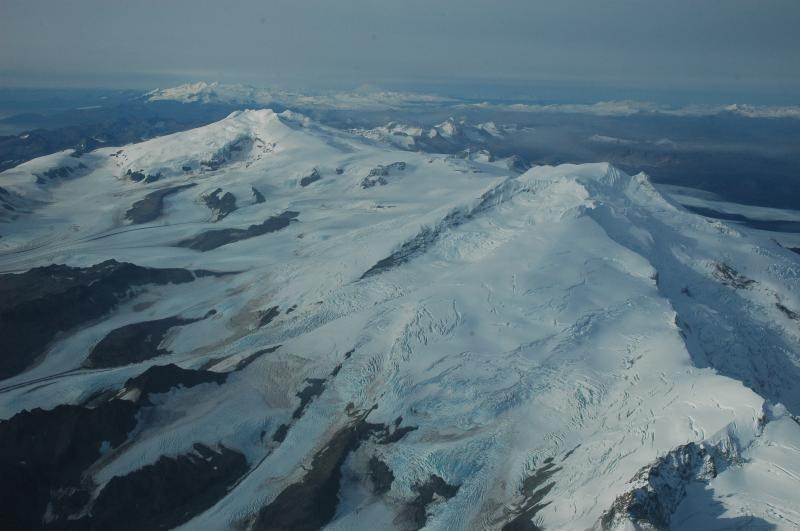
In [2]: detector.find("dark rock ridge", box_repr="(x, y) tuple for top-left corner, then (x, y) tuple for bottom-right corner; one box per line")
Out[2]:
(598, 442), (718, 530)
(253, 410), (392, 531)
(254, 408), (418, 530)
(83, 315), (201, 369)
(456, 148), (494, 161)
(405, 475), (461, 529)
(36, 163), (87, 183)
(252, 186), (266, 203)
(199, 345), (280, 372)
(258, 305), (281, 327)
(361, 225), (436, 278)
(199, 136), (253, 171)
(361, 161), (406, 188)
(271, 423), (290, 443)
(300, 168), (322, 187)
(368, 456), (394, 494)
(202, 187), (237, 221)
(500, 458), (560, 531)
(73, 443), (247, 531)
(175, 210), (299, 251)
(776, 301), (800, 321)
(361, 179), (512, 279)
(0, 362), (234, 530)
(121, 363), (227, 404)
(0, 260), (209, 380)
(365, 415), (419, 445)
(0, 185), (38, 222)
(125, 168), (161, 183)
(292, 378), (327, 419)
(0, 399), (139, 530)
(125, 183), (196, 224)
(713, 262), (755, 289)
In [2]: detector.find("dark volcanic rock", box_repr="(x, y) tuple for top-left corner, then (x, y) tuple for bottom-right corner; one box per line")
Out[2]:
(272, 423), (290, 443)
(777, 302), (800, 321)
(300, 168), (322, 187)
(202, 187), (237, 221)
(125, 183), (196, 224)
(361, 161), (406, 189)
(125, 168), (162, 183)
(368, 456), (394, 495)
(254, 415), (380, 531)
(713, 262), (755, 289)
(39, 164), (87, 181)
(77, 443), (247, 531)
(175, 210), (299, 251)
(292, 378), (327, 419)
(252, 186), (266, 203)
(122, 363), (227, 404)
(83, 315), (199, 369)
(361, 226), (436, 279)
(0, 360), (242, 530)
(501, 459), (560, 531)
(0, 399), (139, 530)
(406, 475), (460, 529)
(0, 260), (203, 380)
(598, 443), (717, 530)
(254, 408), (420, 531)
(258, 305), (281, 327)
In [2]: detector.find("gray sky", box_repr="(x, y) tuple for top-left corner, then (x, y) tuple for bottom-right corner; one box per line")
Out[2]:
(1, 0), (798, 103)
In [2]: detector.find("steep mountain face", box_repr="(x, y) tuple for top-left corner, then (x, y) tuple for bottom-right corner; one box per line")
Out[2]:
(1, 109), (799, 530)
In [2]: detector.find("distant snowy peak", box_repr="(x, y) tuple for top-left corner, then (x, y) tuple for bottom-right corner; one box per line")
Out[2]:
(351, 117), (509, 151)
(145, 82), (276, 105)
(0, 109), (346, 196)
(145, 82), (454, 110)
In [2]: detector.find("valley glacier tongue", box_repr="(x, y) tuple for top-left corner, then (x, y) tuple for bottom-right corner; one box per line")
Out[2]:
(0, 109), (799, 530)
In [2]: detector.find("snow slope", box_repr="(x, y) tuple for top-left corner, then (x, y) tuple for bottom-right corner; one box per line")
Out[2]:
(1, 109), (799, 530)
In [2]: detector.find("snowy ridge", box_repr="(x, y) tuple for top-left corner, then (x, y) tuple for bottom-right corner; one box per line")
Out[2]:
(145, 81), (454, 110)
(350, 118), (507, 152)
(1, 109), (799, 530)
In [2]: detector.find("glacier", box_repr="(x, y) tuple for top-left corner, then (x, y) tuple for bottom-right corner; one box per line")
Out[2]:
(0, 108), (799, 530)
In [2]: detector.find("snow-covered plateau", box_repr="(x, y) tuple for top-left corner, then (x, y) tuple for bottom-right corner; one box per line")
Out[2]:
(1, 108), (799, 530)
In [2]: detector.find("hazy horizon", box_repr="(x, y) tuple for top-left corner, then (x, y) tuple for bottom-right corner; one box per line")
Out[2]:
(2, 0), (799, 105)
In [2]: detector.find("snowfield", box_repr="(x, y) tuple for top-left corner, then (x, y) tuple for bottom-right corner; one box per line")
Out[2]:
(1, 108), (799, 530)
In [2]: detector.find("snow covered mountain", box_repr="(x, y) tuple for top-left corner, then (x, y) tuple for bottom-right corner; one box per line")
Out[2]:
(144, 82), (800, 119)
(1, 109), (799, 530)
(145, 82), (454, 110)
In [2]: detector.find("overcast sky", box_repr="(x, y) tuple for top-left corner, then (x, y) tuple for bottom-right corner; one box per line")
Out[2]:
(1, 0), (798, 103)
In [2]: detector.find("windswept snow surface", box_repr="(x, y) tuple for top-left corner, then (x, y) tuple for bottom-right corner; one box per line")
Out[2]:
(1, 109), (799, 530)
